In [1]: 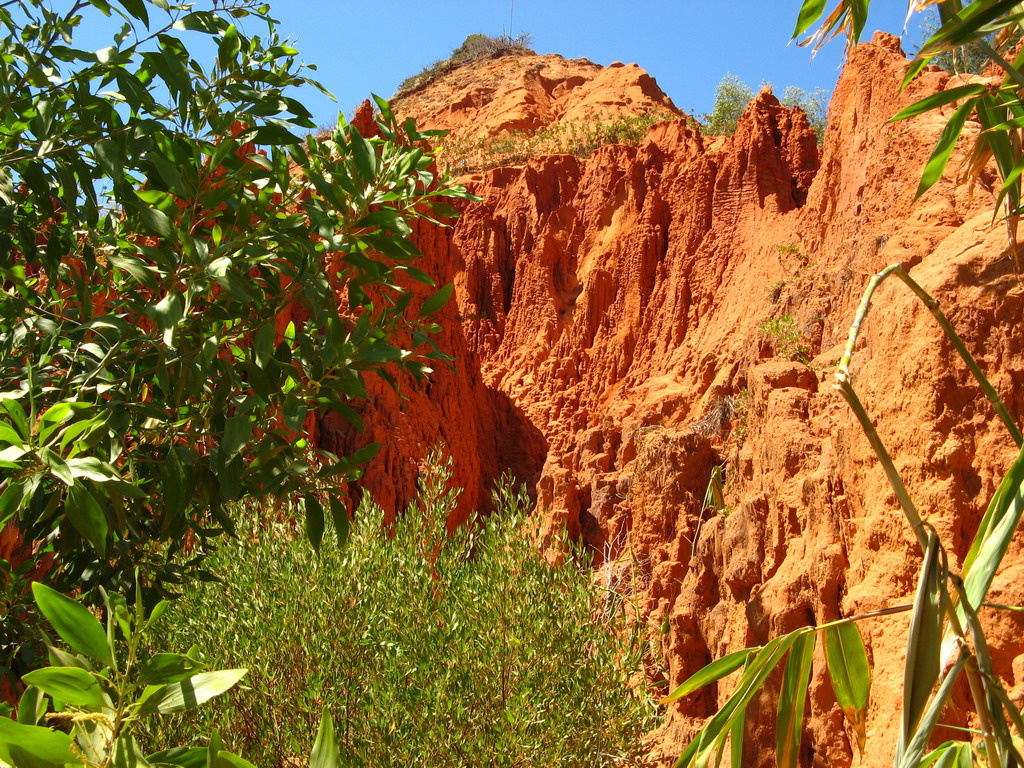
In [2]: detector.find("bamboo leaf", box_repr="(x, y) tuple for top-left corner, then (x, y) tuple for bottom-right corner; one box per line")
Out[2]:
(21, 667), (107, 709)
(960, 442), (1024, 615)
(899, 530), (946, 757)
(418, 282), (453, 317)
(896, 655), (967, 768)
(890, 84), (989, 122)
(915, 99), (977, 199)
(792, 0), (828, 38)
(309, 709), (338, 768)
(824, 621), (870, 755)
(679, 633), (803, 767)
(902, 56), (933, 89)
(662, 647), (757, 704)
(138, 669), (247, 714)
(776, 632), (815, 768)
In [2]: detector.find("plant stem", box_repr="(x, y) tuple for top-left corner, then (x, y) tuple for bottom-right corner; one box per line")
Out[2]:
(837, 262), (1015, 768)
(837, 263), (1022, 449)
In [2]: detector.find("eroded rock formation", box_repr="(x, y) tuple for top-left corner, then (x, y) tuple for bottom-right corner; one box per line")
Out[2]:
(341, 37), (1024, 765)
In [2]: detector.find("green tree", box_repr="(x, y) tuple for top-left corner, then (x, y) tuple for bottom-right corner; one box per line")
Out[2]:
(780, 85), (829, 143)
(700, 73), (754, 136)
(702, 76), (829, 143)
(0, 0), (472, 686)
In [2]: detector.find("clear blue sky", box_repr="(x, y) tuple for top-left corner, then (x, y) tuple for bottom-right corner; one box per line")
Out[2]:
(262, 1), (919, 126)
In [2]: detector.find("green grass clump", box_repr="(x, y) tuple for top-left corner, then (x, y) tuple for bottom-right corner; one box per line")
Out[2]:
(440, 111), (678, 173)
(146, 451), (654, 767)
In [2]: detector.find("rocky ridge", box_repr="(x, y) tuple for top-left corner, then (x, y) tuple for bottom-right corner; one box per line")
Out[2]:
(335, 39), (1024, 766)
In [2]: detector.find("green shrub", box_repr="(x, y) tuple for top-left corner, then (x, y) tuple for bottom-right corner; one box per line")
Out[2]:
(440, 111), (678, 172)
(700, 74), (754, 136)
(780, 85), (829, 144)
(700, 75), (828, 143)
(757, 314), (811, 363)
(145, 452), (655, 767)
(396, 33), (535, 97)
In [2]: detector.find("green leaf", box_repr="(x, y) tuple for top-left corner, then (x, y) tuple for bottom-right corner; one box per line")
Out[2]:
(138, 653), (203, 685)
(221, 415), (251, 461)
(915, 99), (976, 199)
(151, 292), (184, 348)
(792, 0), (827, 38)
(898, 529), (946, 757)
(354, 341), (403, 363)
(889, 84), (989, 122)
(161, 445), (195, 529)
(896, 656), (968, 768)
(21, 667), (107, 709)
(31, 583), (115, 668)
(215, 752), (257, 768)
(113, 0), (149, 24)
(661, 647), (755, 704)
(419, 282), (453, 317)
(146, 747), (207, 768)
(961, 441), (1024, 613)
(328, 496), (350, 548)
(39, 447), (74, 486)
(347, 127), (377, 184)
(138, 205), (173, 238)
(283, 395), (307, 431)
(678, 633), (803, 767)
(0, 420), (25, 447)
(776, 632), (814, 768)
(16, 686), (47, 726)
(309, 708), (338, 768)
(67, 483), (109, 556)
(823, 621), (870, 756)
(139, 669), (248, 714)
(304, 494), (324, 551)
(729, 655), (752, 768)
(217, 24), (240, 67)
(0, 718), (78, 766)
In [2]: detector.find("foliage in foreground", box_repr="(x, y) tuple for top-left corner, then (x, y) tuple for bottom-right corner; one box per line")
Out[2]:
(0, 578), (343, 767)
(396, 32), (536, 97)
(797, 0), (1024, 260)
(439, 111), (678, 172)
(0, 0), (472, 690)
(146, 453), (656, 767)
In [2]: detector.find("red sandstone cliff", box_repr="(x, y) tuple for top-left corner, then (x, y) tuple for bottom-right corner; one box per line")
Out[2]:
(340, 39), (1024, 765)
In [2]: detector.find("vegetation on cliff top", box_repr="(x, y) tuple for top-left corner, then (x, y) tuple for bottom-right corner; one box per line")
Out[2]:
(439, 110), (680, 173)
(701, 73), (829, 143)
(396, 32), (536, 98)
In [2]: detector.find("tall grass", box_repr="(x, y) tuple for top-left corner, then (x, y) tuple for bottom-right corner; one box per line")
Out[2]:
(145, 452), (655, 766)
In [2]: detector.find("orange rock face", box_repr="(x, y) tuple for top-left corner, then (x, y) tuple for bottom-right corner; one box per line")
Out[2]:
(394, 53), (681, 140)
(344, 36), (1024, 765)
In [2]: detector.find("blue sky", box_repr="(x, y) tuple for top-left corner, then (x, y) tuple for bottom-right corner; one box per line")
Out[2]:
(263, 1), (919, 126)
